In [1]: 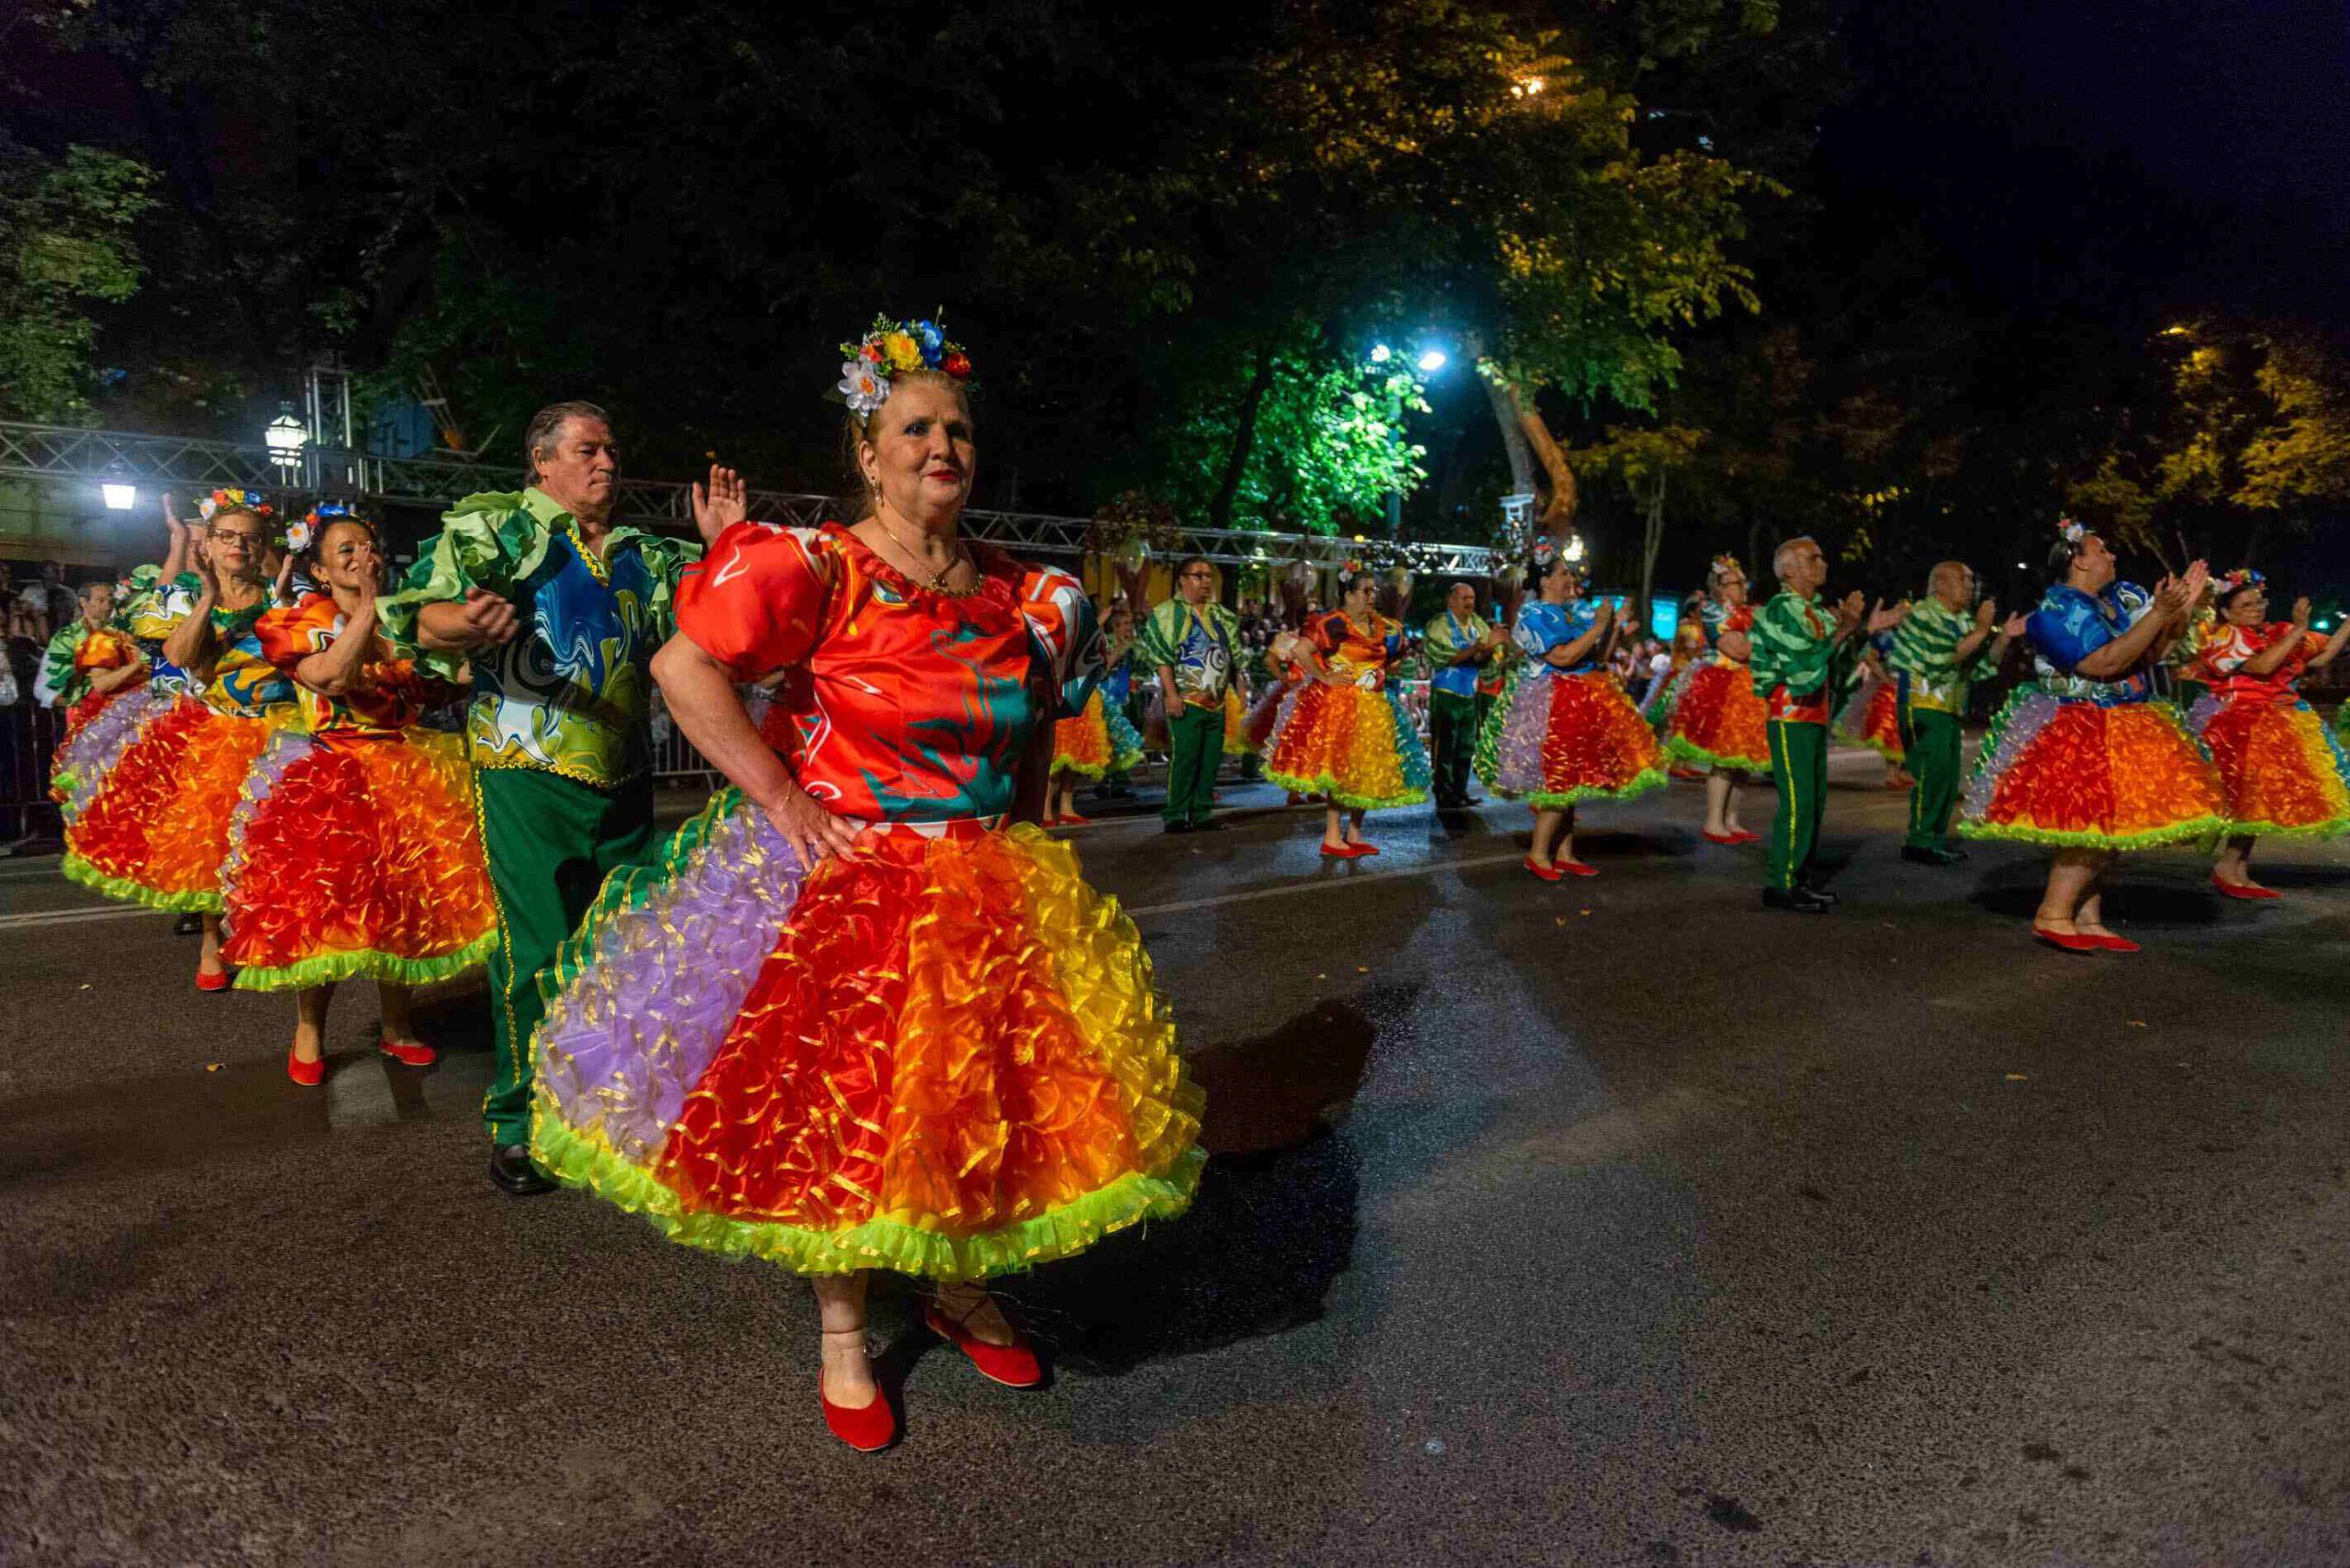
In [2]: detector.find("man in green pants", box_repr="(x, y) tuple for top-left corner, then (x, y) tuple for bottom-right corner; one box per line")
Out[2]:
(382, 400), (721, 1194)
(1138, 555), (1240, 834)
(1887, 561), (2025, 867)
(1748, 536), (1904, 913)
(1421, 580), (1505, 808)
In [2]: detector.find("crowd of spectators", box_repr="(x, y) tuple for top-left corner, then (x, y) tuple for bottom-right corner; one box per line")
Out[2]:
(0, 559), (85, 847)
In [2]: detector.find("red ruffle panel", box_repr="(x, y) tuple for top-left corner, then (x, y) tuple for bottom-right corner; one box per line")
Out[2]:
(1667, 662), (1771, 768)
(1540, 672), (1666, 793)
(66, 697), (271, 901)
(1985, 702), (2225, 837)
(2201, 701), (2350, 833)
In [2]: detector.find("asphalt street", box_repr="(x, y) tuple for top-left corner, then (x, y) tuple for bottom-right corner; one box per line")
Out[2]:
(3, 750), (2346, 1566)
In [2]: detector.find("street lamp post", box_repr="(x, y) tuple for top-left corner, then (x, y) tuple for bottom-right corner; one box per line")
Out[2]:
(264, 402), (308, 487)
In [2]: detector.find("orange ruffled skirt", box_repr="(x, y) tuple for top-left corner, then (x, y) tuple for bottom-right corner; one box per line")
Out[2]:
(1474, 666), (1668, 807)
(1260, 682), (1432, 810)
(2190, 696), (2350, 837)
(220, 730), (497, 990)
(1834, 677), (1905, 761)
(1662, 660), (1772, 775)
(62, 695), (277, 913)
(1052, 690), (1144, 779)
(1957, 689), (2226, 850)
(531, 793), (1204, 1282)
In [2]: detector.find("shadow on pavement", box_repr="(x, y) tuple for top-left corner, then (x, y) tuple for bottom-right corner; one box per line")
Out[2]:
(1008, 991), (1388, 1375)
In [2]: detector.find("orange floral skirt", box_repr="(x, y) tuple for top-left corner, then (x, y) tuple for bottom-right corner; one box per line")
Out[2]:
(2189, 695), (2350, 837)
(62, 695), (278, 913)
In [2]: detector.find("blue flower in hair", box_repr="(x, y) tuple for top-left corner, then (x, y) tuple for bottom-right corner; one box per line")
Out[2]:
(913, 320), (945, 367)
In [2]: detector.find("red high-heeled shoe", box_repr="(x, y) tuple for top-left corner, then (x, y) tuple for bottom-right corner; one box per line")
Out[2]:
(924, 1303), (1045, 1389)
(1700, 830), (1742, 846)
(196, 968), (232, 993)
(819, 1371), (898, 1451)
(286, 1049), (324, 1087)
(1319, 841), (1355, 858)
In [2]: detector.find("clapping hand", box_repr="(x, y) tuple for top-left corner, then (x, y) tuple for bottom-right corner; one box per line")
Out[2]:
(350, 544), (382, 617)
(1867, 599), (1909, 634)
(1831, 590), (1866, 631)
(456, 586), (521, 647)
(691, 465), (748, 544)
(2292, 596), (2313, 628)
(2177, 559), (2211, 610)
(2001, 611), (2030, 638)
(1975, 598), (1999, 630)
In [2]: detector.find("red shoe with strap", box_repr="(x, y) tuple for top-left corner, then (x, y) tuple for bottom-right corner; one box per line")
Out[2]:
(196, 968), (232, 993)
(924, 1302), (1045, 1389)
(1729, 829), (1762, 845)
(380, 1037), (437, 1068)
(819, 1370), (898, 1451)
(286, 1049), (324, 1087)
(2210, 878), (2281, 902)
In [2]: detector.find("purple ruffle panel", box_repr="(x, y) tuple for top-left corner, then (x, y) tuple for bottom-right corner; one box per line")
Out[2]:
(1959, 690), (2064, 823)
(55, 688), (173, 823)
(2185, 692), (2221, 736)
(1489, 666), (1559, 796)
(218, 729), (320, 944)
(534, 799), (808, 1164)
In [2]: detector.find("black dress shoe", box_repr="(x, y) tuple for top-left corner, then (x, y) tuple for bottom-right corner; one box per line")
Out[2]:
(1796, 877), (1840, 905)
(489, 1143), (558, 1196)
(1191, 818), (1226, 832)
(1162, 821), (1193, 835)
(1944, 844), (1970, 861)
(1901, 845), (1961, 867)
(1762, 886), (1833, 913)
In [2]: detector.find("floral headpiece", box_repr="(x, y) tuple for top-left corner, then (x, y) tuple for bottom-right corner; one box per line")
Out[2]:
(834, 313), (973, 416)
(288, 499), (361, 554)
(2212, 566), (2265, 600)
(1707, 554), (1743, 582)
(199, 487), (273, 522)
(2055, 516), (2087, 546)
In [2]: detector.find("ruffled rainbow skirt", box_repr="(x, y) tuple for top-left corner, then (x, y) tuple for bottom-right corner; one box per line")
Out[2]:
(2187, 695), (2350, 838)
(1662, 660), (1773, 775)
(1052, 690), (1145, 779)
(530, 793), (1205, 1282)
(1474, 666), (1667, 808)
(1260, 681), (1432, 810)
(62, 695), (280, 912)
(1833, 676), (1904, 761)
(1222, 686), (1256, 758)
(50, 684), (171, 817)
(1956, 689), (2226, 850)
(1247, 672), (1301, 751)
(219, 730), (497, 990)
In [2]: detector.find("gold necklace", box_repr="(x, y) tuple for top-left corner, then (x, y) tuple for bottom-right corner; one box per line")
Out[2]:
(869, 516), (979, 598)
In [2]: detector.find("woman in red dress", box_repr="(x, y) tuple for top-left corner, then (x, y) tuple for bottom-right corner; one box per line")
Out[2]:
(1661, 555), (1769, 845)
(1259, 570), (1432, 856)
(529, 319), (1203, 1452)
(219, 511), (496, 1082)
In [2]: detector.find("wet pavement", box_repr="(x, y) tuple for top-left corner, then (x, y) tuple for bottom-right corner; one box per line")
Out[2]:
(3, 752), (2346, 1566)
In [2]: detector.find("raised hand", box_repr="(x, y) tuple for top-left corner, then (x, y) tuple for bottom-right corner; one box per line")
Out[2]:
(2179, 559), (2211, 607)
(1867, 599), (1909, 633)
(351, 545), (382, 616)
(458, 585), (521, 647)
(1975, 597), (1998, 630)
(691, 465), (748, 544)
(2001, 611), (2030, 639)
(1831, 589), (1865, 629)
(2292, 596), (2312, 627)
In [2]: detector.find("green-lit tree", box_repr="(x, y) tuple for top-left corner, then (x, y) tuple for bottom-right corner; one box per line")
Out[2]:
(0, 138), (153, 422)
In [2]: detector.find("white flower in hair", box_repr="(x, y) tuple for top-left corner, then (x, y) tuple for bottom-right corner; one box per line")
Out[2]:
(285, 520), (315, 553)
(837, 359), (890, 415)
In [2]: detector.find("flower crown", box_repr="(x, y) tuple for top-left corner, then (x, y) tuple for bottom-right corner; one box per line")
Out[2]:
(2213, 566), (2265, 599)
(1707, 554), (1743, 581)
(200, 487), (273, 522)
(834, 313), (973, 416)
(288, 500), (362, 554)
(2055, 517), (2087, 546)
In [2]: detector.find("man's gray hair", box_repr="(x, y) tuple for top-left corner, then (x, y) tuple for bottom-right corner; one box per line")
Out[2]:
(1927, 560), (1971, 599)
(523, 400), (610, 483)
(1771, 535), (1818, 582)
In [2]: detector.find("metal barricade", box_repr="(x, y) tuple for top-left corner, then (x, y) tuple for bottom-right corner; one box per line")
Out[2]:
(0, 698), (64, 850)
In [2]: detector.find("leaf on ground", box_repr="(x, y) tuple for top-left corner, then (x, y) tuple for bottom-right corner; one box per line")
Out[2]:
(2005, 1072), (2028, 1081)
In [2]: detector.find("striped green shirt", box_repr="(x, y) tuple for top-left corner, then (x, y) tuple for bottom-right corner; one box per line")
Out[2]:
(1747, 590), (1841, 708)
(1887, 599), (1986, 712)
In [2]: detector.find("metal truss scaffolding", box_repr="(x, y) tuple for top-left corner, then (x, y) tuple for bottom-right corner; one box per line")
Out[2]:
(0, 419), (1499, 573)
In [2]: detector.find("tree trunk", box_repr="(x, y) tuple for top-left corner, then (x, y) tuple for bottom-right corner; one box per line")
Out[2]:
(1638, 470), (1668, 641)
(1482, 374), (1578, 536)
(1210, 342), (1278, 532)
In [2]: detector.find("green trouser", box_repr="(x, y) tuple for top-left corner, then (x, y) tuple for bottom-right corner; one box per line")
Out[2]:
(1765, 718), (1828, 891)
(1429, 689), (1480, 801)
(1899, 700), (1964, 850)
(1163, 703), (1225, 825)
(476, 766), (658, 1148)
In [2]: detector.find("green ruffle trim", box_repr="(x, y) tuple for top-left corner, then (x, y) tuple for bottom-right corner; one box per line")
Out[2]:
(230, 930), (497, 993)
(2213, 815), (2350, 841)
(59, 853), (220, 913)
(1833, 725), (1902, 760)
(1511, 765), (1671, 810)
(1054, 756), (1110, 781)
(1953, 812), (2232, 851)
(1259, 767), (1427, 812)
(530, 1114), (1207, 1283)
(1660, 736), (1774, 777)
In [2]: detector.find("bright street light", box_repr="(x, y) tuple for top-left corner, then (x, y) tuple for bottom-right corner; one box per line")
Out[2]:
(1416, 348), (1449, 374)
(264, 401), (308, 477)
(102, 484), (137, 511)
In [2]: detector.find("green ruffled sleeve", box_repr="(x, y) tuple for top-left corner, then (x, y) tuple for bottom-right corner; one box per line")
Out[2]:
(378, 490), (553, 678)
(34, 624), (83, 707)
(628, 532), (703, 642)
(1134, 600), (1183, 672)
